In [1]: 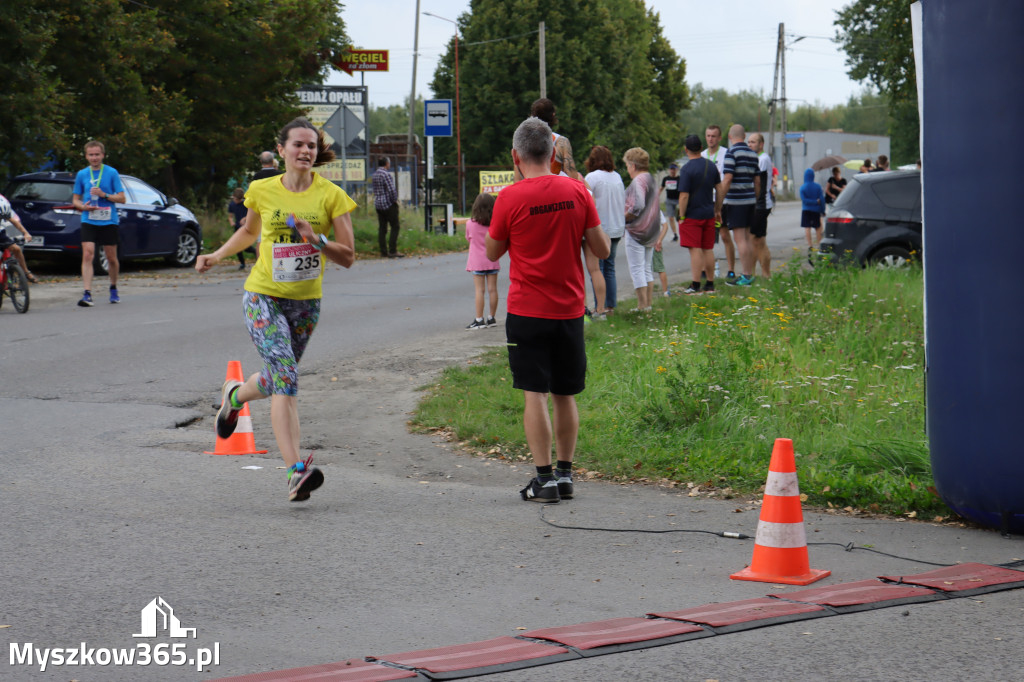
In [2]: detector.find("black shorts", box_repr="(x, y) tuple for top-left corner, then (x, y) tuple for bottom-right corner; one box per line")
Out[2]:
(81, 223), (120, 246)
(505, 313), (586, 395)
(800, 211), (822, 229)
(751, 207), (771, 238)
(723, 203), (755, 230)
(0, 233), (14, 250)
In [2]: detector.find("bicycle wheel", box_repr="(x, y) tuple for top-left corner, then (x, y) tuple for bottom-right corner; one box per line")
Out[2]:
(5, 260), (30, 313)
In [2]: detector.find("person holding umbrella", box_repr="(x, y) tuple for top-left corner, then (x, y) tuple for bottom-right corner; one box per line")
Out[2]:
(825, 167), (847, 210)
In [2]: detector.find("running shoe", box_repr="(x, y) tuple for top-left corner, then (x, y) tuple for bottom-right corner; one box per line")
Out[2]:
(702, 282), (716, 293)
(735, 274), (755, 286)
(556, 475), (574, 499)
(520, 477), (559, 503)
(288, 454), (324, 502)
(215, 380), (243, 439)
(109, 287), (120, 304)
(591, 311), (607, 321)
(466, 318), (487, 330)
(683, 286), (702, 295)
(78, 291), (93, 307)
(726, 271), (737, 284)
(486, 316), (497, 327)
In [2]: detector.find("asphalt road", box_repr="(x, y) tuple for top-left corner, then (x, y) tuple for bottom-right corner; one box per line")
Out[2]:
(2, 205), (1022, 681)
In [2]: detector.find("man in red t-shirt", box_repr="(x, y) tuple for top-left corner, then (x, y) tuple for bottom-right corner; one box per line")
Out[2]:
(487, 116), (609, 503)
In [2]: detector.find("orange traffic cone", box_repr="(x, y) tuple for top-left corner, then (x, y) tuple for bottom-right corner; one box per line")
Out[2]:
(731, 438), (830, 585)
(204, 360), (268, 456)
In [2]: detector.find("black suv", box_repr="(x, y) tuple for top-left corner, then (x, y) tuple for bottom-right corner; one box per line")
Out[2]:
(820, 170), (921, 267)
(5, 172), (202, 273)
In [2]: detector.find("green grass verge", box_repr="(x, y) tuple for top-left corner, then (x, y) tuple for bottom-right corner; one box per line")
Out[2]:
(412, 256), (948, 518)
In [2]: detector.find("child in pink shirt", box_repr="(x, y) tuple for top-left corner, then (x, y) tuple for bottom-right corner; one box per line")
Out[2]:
(463, 192), (500, 329)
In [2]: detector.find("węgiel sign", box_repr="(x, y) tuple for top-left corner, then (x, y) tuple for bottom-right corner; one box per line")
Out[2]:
(334, 49), (389, 75)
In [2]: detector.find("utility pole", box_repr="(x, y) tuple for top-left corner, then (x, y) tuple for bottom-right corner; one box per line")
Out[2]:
(539, 21), (546, 99)
(780, 27), (792, 193)
(768, 23), (783, 184)
(407, 0), (421, 187)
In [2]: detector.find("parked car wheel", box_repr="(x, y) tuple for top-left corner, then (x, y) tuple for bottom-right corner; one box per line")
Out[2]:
(168, 227), (200, 267)
(869, 245), (914, 270)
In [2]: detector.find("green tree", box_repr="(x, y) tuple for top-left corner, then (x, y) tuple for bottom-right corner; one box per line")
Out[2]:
(0, 3), (72, 181)
(834, 0), (919, 164)
(678, 85), (771, 140)
(369, 98), (425, 139)
(429, 0), (688, 200)
(839, 90), (888, 136)
(2, 0), (348, 204)
(45, 0), (189, 180)
(134, 0), (350, 203)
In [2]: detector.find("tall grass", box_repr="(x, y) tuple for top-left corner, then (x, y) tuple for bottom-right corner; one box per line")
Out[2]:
(413, 256), (945, 516)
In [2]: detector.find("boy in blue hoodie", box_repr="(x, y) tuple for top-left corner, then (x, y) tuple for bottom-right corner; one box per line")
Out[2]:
(799, 168), (825, 261)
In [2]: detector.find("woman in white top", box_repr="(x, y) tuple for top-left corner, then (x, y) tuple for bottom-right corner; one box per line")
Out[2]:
(584, 146), (625, 312)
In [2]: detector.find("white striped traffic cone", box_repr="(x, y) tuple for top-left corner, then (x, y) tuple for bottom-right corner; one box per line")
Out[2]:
(204, 360), (268, 456)
(731, 438), (830, 585)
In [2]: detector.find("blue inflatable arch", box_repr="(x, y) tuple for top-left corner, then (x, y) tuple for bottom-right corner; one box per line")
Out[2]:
(922, 0), (1024, 534)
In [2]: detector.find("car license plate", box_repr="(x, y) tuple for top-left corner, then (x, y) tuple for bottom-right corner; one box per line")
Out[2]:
(27, 236), (44, 246)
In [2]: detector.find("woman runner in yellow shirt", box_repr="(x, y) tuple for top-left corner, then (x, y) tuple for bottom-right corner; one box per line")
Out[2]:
(196, 117), (356, 502)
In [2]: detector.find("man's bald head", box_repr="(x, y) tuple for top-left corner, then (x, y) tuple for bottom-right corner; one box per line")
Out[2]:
(728, 124), (746, 143)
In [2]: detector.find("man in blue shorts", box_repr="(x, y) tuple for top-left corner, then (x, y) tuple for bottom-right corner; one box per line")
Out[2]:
(72, 140), (125, 306)
(720, 125), (760, 286)
(487, 116), (610, 503)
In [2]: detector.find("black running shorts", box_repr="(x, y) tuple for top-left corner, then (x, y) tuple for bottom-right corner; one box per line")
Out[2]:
(505, 313), (586, 395)
(81, 224), (120, 246)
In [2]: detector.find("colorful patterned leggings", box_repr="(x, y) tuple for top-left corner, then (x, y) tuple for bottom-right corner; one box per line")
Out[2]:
(242, 292), (321, 397)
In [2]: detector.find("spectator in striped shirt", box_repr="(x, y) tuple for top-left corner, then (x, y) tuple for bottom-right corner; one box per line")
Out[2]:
(372, 157), (403, 258)
(720, 124), (761, 286)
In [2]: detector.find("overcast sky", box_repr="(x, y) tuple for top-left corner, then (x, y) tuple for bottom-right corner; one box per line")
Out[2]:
(328, 0), (867, 109)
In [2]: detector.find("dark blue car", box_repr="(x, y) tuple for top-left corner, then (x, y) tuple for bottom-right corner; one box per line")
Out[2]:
(4, 171), (202, 273)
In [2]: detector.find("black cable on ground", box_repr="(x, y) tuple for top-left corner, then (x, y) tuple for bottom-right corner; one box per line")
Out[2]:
(538, 505), (750, 539)
(806, 541), (952, 567)
(539, 505), (1024, 569)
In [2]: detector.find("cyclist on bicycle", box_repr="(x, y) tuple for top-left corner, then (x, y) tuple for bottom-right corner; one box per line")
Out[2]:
(0, 194), (38, 283)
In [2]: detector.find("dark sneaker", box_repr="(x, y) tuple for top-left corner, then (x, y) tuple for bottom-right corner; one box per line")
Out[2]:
(215, 380), (243, 439)
(288, 454), (324, 502)
(486, 316), (497, 327)
(109, 287), (120, 304)
(466, 318), (487, 330)
(556, 476), (574, 499)
(78, 291), (93, 307)
(702, 282), (716, 293)
(726, 271), (737, 284)
(520, 477), (559, 503)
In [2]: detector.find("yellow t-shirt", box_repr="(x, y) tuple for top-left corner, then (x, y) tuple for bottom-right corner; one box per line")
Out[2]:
(243, 172), (356, 299)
